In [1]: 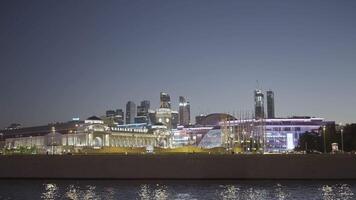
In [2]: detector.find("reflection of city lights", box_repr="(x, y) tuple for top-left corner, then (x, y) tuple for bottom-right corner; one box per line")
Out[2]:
(41, 183), (59, 200)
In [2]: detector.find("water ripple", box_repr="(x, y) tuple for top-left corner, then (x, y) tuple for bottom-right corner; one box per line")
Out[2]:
(0, 180), (355, 200)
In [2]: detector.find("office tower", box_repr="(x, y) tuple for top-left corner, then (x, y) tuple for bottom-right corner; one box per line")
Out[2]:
(254, 89), (264, 119)
(137, 100), (150, 117)
(171, 111), (179, 129)
(179, 96), (190, 126)
(105, 109), (124, 125)
(135, 100), (150, 124)
(267, 90), (275, 119)
(160, 92), (171, 109)
(106, 110), (116, 117)
(115, 109), (125, 125)
(125, 101), (136, 124)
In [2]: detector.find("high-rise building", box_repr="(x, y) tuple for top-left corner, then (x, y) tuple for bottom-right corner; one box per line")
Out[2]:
(171, 111), (179, 129)
(254, 89), (264, 119)
(135, 100), (150, 124)
(126, 101), (136, 124)
(160, 92), (171, 109)
(137, 100), (150, 117)
(267, 90), (275, 119)
(179, 96), (190, 126)
(115, 109), (125, 125)
(148, 110), (156, 125)
(105, 109), (124, 125)
(106, 110), (116, 118)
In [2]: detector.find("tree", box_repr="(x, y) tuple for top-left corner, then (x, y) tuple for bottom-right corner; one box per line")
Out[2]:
(295, 131), (322, 152)
(342, 124), (356, 152)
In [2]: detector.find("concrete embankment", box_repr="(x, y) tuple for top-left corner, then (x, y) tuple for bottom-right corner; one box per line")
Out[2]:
(0, 154), (356, 179)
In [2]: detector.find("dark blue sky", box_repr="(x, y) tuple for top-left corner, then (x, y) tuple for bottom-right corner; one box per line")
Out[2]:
(1, 0), (356, 127)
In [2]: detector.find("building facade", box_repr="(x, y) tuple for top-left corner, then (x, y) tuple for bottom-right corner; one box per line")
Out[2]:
(115, 109), (125, 125)
(254, 89), (264, 119)
(105, 109), (125, 125)
(267, 90), (275, 119)
(179, 96), (190, 126)
(136, 100), (150, 124)
(195, 114), (206, 126)
(201, 117), (334, 152)
(0, 116), (171, 154)
(160, 92), (171, 109)
(126, 101), (136, 124)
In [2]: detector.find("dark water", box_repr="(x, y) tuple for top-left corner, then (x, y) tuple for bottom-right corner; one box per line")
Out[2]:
(0, 180), (355, 200)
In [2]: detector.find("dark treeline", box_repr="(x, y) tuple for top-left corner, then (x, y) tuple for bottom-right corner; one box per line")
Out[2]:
(295, 124), (356, 153)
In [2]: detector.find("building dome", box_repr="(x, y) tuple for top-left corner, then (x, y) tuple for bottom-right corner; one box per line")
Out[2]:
(87, 116), (102, 121)
(197, 113), (236, 126)
(85, 116), (104, 124)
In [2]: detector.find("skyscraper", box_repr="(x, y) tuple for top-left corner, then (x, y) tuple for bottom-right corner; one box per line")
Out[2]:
(135, 100), (150, 124)
(125, 101), (136, 124)
(160, 92), (171, 109)
(254, 89), (264, 119)
(267, 90), (275, 119)
(179, 96), (190, 126)
(115, 109), (125, 125)
(171, 111), (179, 129)
(105, 109), (124, 125)
(106, 110), (116, 118)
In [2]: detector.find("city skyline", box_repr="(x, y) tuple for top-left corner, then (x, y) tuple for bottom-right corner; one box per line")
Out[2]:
(1, 0), (356, 127)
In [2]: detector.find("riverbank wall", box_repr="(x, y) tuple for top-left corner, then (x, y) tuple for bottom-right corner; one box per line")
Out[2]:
(0, 154), (356, 179)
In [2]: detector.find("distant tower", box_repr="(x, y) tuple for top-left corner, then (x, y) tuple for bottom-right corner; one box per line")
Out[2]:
(267, 90), (275, 119)
(179, 96), (190, 126)
(254, 89), (264, 119)
(135, 100), (150, 123)
(126, 101), (136, 124)
(160, 92), (171, 109)
(115, 109), (125, 125)
(137, 100), (150, 116)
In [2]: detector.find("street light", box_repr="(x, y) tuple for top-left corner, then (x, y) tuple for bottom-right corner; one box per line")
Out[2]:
(340, 124), (344, 153)
(323, 125), (326, 154)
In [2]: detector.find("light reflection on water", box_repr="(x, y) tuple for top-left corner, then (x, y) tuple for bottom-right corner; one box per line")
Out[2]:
(0, 180), (355, 200)
(321, 184), (354, 200)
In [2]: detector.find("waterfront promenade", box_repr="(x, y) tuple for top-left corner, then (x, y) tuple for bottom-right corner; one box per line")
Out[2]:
(1, 154), (356, 179)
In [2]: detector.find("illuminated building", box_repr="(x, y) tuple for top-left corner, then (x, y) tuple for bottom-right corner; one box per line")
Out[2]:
(179, 96), (190, 126)
(135, 100), (150, 124)
(155, 108), (173, 130)
(171, 111), (179, 129)
(160, 92), (171, 109)
(105, 109), (124, 125)
(150, 92), (179, 130)
(153, 108), (178, 130)
(254, 89), (264, 119)
(0, 116), (171, 154)
(199, 116), (334, 152)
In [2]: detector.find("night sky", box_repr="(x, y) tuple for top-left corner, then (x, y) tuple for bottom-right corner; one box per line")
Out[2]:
(1, 0), (356, 128)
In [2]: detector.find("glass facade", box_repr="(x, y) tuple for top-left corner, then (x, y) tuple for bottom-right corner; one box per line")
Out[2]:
(194, 117), (335, 152)
(198, 129), (222, 149)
